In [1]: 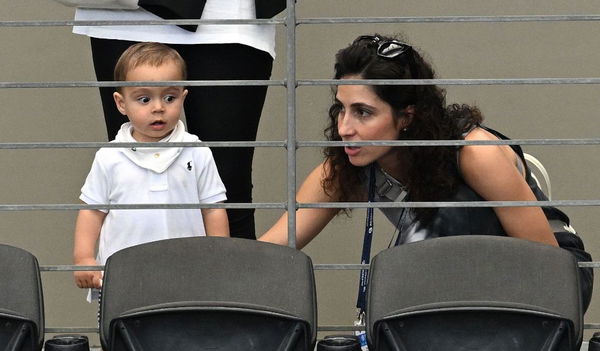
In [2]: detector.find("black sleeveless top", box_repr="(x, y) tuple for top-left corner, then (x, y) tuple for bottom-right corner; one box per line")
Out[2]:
(367, 126), (571, 244)
(364, 126), (593, 310)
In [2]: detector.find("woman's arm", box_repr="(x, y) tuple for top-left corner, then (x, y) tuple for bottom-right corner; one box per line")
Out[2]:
(202, 207), (230, 237)
(259, 162), (341, 249)
(460, 128), (558, 247)
(73, 209), (107, 288)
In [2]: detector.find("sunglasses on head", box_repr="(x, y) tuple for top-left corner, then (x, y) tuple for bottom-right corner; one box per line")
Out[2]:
(354, 35), (413, 59)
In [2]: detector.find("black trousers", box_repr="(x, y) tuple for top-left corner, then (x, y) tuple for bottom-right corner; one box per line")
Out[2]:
(90, 38), (274, 239)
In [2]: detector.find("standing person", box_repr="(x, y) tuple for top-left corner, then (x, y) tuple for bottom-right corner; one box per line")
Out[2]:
(259, 33), (593, 311)
(74, 42), (229, 297)
(73, 0), (284, 239)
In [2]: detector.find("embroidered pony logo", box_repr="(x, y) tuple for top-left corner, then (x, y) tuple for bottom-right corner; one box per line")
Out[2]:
(187, 161), (192, 171)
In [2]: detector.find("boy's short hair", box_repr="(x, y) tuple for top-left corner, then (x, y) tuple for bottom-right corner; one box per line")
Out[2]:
(114, 42), (187, 91)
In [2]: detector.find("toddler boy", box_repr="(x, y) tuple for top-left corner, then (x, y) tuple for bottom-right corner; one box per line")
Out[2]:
(73, 42), (229, 296)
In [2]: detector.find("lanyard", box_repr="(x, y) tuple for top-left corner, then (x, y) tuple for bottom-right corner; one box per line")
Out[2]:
(356, 164), (376, 313)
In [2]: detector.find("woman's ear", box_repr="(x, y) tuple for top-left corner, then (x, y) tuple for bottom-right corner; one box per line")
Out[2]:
(113, 91), (127, 116)
(402, 105), (416, 129)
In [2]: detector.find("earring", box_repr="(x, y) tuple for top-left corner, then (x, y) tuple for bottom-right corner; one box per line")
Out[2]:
(402, 127), (408, 132)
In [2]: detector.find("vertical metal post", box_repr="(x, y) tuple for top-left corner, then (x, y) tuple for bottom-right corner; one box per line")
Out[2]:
(285, 0), (297, 248)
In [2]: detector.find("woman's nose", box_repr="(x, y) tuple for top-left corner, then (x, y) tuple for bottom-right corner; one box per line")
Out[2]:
(337, 115), (355, 137)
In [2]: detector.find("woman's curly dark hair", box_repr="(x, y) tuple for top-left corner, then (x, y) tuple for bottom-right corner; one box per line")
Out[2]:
(323, 34), (482, 224)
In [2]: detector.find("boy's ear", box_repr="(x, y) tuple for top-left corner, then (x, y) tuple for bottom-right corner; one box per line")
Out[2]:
(182, 89), (189, 101)
(113, 92), (127, 115)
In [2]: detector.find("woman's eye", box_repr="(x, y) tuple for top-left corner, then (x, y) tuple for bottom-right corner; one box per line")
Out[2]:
(356, 109), (372, 118)
(163, 95), (176, 103)
(137, 96), (150, 104)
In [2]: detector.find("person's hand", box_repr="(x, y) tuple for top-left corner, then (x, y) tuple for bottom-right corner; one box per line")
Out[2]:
(73, 258), (102, 289)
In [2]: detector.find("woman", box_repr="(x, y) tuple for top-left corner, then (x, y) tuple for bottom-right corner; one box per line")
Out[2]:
(259, 33), (592, 310)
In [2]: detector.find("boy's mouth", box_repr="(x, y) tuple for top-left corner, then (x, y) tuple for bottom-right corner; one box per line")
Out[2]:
(150, 120), (166, 130)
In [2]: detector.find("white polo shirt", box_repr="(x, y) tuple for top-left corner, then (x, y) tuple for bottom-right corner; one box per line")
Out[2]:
(80, 145), (227, 265)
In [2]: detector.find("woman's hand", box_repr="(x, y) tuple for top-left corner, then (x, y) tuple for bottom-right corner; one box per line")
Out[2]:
(259, 162), (341, 249)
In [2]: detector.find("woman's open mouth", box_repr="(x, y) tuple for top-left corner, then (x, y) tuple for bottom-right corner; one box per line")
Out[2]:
(344, 146), (361, 157)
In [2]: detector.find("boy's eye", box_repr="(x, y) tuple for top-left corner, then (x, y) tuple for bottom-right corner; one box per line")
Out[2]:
(163, 95), (176, 103)
(137, 96), (150, 104)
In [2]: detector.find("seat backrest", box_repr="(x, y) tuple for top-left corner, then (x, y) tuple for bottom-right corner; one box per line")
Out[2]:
(524, 152), (552, 200)
(0, 244), (44, 351)
(366, 235), (582, 350)
(99, 237), (316, 350)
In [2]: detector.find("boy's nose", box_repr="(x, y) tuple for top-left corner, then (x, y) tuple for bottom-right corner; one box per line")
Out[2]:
(151, 101), (165, 113)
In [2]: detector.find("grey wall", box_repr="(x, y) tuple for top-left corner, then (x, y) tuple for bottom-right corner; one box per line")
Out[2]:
(1, 0), (599, 345)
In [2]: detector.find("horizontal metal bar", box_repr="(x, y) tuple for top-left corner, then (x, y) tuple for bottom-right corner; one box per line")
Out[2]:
(2, 138), (600, 150)
(315, 263), (600, 270)
(3, 78), (600, 89)
(318, 324), (600, 332)
(299, 200), (600, 208)
(2, 199), (600, 212)
(299, 78), (600, 86)
(42, 324), (600, 335)
(0, 80), (284, 89)
(0, 203), (286, 211)
(298, 15), (600, 24)
(3, 15), (600, 28)
(38, 262), (598, 272)
(318, 325), (363, 332)
(45, 324), (600, 333)
(45, 326), (365, 334)
(44, 324), (600, 336)
(45, 327), (99, 334)
(41, 265), (103, 272)
(314, 264), (367, 270)
(41, 264), (369, 272)
(298, 138), (600, 147)
(578, 262), (600, 268)
(0, 141), (286, 150)
(314, 263), (600, 270)
(0, 19), (283, 27)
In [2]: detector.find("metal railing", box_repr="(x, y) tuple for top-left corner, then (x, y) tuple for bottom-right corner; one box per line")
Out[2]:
(1, 0), (600, 338)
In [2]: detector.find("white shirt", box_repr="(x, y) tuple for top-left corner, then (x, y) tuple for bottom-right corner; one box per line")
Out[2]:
(80, 141), (227, 265)
(73, 0), (276, 58)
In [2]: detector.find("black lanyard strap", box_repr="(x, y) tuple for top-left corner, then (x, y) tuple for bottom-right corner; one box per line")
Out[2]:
(356, 164), (376, 313)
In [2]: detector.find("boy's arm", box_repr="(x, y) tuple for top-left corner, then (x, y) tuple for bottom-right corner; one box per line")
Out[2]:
(201, 207), (229, 237)
(73, 209), (107, 289)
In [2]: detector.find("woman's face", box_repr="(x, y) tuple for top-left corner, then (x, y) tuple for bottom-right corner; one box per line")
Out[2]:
(336, 75), (405, 172)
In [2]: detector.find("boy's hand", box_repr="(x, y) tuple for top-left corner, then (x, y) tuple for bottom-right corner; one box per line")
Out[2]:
(74, 258), (103, 289)
(73, 209), (106, 289)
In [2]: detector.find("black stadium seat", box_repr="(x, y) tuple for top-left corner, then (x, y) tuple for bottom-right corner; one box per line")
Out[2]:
(0, 244), (44, 351)
(99, 237), (316, 351)
(366, 235), (583, 351)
